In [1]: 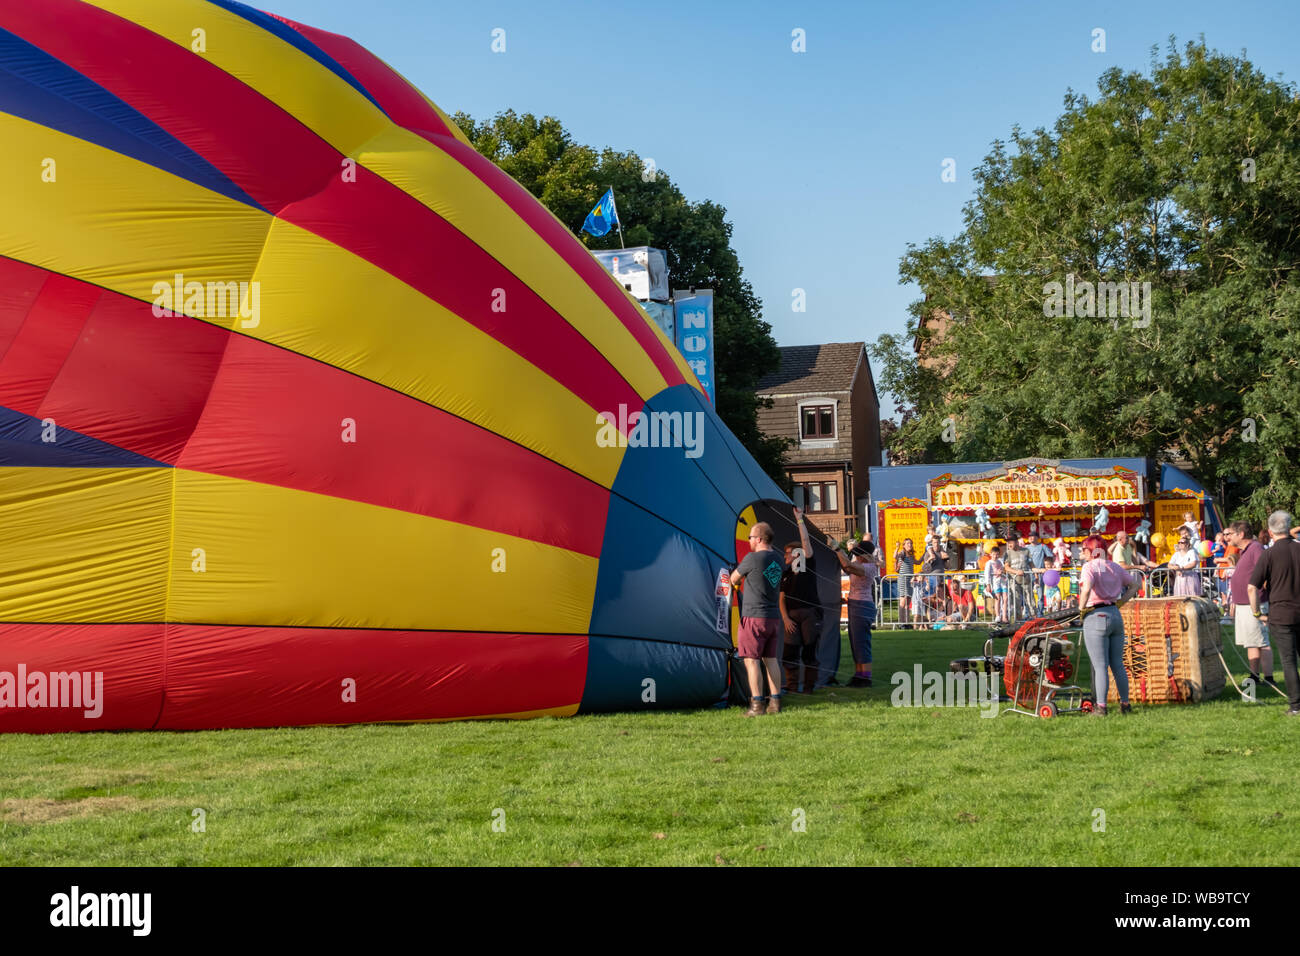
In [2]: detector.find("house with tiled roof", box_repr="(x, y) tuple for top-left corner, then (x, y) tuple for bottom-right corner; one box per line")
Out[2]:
(756, 343), (882, 538)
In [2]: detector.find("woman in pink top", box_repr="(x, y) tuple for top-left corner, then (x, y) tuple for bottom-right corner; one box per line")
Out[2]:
(832, 538), (878, 687)
(1077, 536), (1142, 715)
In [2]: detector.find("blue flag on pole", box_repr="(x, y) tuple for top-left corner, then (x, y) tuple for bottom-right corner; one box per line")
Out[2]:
(582, 188), (618, 237)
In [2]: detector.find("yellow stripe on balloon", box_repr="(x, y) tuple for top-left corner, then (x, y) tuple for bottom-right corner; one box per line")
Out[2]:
(167, 470), (599, 633)
(0, 113), (625, 487)
(0, 468), (170, 622)
(735, 505), (758, 545)
(361, 127), (670, 401)
(727, 505), (756, 648)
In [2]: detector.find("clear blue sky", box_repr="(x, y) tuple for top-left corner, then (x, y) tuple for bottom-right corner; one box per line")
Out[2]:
(268, 0), (1300, 416)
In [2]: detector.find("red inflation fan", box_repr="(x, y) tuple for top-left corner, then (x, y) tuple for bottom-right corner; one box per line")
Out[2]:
(1001, 617), (1092, 718)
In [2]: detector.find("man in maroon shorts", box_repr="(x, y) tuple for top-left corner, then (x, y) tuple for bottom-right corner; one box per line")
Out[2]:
(731, 521), (786, 716)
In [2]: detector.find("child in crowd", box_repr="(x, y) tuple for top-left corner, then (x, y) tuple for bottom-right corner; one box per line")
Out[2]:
(1211, 532), (1230, 613)
(986, 547), (1008, 622)
(1059, 568), (1075, 608)
(1042, 556), (1061, 612)
(947, 572), (975, 622)
(1177, 511), (1203, 544)
(911, 574), (927, 623)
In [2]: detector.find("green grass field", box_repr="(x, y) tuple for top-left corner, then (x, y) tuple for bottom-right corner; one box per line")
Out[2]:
(1, 627), (1296, 866)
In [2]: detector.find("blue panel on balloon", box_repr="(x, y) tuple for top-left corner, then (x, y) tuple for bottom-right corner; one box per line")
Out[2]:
(685, 386), (788, 506)
(589, 494), (732, 650)
(0, 407), (166, 467)
(607, 384), (747, 561)
(579, 634), (728, 712)
(0, 28), (263, 210)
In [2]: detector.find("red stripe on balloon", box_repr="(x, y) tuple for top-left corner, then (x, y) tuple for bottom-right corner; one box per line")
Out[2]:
(0, 256), (228, 463)
(157, 626), (587, 729)
(178, 333), (610, 556)
(42, 282), (230, 463)
(0, 255), (49, 364)
(0, 273), (101, 414)
(0, 623), (164, 732)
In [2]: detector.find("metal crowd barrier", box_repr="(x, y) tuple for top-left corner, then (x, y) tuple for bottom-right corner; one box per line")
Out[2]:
(866, 564), (1233, 629)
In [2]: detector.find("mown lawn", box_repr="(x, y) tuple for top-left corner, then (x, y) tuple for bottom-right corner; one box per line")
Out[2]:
(1, 628), (1295, 866)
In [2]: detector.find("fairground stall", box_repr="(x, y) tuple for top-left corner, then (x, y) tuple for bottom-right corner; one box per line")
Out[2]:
(863, 458), (1226, 626)
(868, 457), (1223, 568)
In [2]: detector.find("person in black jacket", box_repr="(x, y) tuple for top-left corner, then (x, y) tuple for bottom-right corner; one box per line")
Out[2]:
(780, 508), (821, 694)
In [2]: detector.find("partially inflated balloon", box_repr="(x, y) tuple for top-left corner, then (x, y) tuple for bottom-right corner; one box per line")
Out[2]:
(0, 1), (789, 730)
(1150, 532), (1166, 549)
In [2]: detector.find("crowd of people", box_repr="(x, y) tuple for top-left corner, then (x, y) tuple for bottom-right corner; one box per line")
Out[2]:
(730, 506), (1300, 718)
(883, 509), (1300, 627)
(889, 528), (1076, 625)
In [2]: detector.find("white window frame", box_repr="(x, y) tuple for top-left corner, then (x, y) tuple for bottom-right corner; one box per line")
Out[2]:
(796, 398), (838, 449)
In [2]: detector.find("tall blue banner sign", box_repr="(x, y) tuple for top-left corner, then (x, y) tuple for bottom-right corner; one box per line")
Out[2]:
(673, 290), (715, 405)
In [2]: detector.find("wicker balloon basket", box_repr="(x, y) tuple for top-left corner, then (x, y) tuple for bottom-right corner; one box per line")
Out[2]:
(1106, 596), (1225, 704)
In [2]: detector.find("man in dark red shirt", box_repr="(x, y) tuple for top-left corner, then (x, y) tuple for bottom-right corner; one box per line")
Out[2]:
(1249, 511), (1300, 715)
(1228, 521), (1275, 688)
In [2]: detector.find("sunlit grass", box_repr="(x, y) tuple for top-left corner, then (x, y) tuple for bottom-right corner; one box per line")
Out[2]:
(1, 629), (1294, 866)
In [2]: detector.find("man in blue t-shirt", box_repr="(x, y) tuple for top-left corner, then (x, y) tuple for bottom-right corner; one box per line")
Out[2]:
(731, 521), (785, 716)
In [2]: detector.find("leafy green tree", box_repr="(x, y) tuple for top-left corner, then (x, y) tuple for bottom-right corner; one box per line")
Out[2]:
(872, 41), (1300, 522)
(453, 110), (791, 485)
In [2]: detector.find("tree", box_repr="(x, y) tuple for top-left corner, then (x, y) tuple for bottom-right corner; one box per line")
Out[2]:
(872, 41), (1300, 523)
(452, 111), (792, 485)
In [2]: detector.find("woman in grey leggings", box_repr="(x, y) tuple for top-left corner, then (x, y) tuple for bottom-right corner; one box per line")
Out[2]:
(1076, 538), (1142, 715)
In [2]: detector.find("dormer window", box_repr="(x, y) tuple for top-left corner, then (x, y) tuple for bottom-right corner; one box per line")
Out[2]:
(799, 402), (835, 440)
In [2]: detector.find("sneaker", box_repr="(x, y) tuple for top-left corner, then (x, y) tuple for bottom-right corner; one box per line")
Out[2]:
(848, 675), (871, 688)
(1090, 705), (1107, 717)
(766, 695), (782, 715)
(1286, 709), (1300, 717)
(1120, 702), (1132, 715)
(744, 698), (765, 718)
